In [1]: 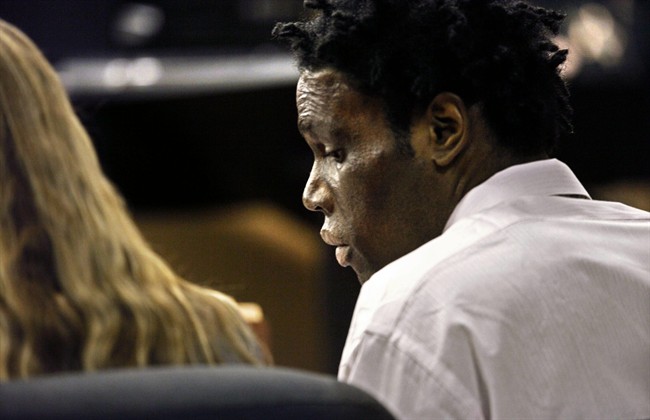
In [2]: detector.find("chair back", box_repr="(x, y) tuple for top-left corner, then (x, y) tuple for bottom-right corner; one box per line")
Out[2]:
(0, 365), (395, 419)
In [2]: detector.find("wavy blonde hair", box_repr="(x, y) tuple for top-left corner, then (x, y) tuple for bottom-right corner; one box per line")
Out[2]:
(0, 20), (265, 381)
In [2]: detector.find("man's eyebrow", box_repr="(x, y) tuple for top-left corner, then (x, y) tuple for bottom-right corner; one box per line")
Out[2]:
(331, 126), (352, 143)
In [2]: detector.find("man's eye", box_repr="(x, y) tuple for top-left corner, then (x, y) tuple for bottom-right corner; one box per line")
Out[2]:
(326, 149), (345, 163)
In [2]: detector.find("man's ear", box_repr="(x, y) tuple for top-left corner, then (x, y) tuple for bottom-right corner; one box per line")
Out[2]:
(426, 92), (469, 167)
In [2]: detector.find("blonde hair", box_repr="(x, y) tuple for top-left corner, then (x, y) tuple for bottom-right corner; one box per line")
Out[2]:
(0, 20), (265, 380)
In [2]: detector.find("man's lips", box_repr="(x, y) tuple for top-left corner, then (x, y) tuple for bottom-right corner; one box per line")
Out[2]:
(320, 230), (351, 267)
(320, 229), (344, 247)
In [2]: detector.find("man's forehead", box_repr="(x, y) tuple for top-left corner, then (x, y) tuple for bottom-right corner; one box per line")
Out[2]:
(297, 69), (389, 135)
(297, 68), (352, 95)
(297, 69), (346, 132)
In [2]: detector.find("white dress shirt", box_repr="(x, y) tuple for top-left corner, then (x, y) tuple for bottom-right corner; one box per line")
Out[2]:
(339, 159), (650, 419)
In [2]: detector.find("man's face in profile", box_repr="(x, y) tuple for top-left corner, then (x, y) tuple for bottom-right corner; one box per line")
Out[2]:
(297, 69), (443, 283)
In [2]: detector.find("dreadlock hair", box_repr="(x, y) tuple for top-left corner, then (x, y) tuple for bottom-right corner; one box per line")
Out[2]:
(273, 0), (573, 156)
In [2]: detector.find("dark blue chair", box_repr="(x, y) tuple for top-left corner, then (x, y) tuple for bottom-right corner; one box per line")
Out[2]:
(0, 365), (395, 419)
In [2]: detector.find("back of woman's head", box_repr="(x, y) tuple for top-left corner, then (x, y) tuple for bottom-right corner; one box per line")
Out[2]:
(0, 20), (264, 380)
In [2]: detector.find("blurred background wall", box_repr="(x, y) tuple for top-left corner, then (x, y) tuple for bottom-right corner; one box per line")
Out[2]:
(1, 0), (648, 374)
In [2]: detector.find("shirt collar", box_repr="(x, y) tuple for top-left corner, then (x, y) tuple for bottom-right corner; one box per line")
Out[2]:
(444, 159), (590, 232)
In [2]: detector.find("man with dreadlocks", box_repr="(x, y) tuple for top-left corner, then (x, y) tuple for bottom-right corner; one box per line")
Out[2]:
(274, 0), (650, 418)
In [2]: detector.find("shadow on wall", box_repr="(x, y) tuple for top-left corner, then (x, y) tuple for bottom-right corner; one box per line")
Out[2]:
(134, 201), (330, 373)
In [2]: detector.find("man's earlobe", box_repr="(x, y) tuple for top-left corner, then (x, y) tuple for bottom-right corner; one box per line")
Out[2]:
(427, 93), (468, 167)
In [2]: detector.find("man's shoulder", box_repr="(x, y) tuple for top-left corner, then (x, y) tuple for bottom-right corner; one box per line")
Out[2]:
(366, 195), (650, 336)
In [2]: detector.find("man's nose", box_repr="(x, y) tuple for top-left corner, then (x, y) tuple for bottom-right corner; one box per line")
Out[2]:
(302, 166), (333, 215)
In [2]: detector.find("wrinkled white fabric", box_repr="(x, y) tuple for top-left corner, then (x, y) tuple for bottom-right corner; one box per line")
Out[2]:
(339, 159), (650, 420)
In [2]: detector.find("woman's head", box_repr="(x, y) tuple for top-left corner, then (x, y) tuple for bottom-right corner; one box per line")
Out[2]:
(0, 20), (264, 380)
